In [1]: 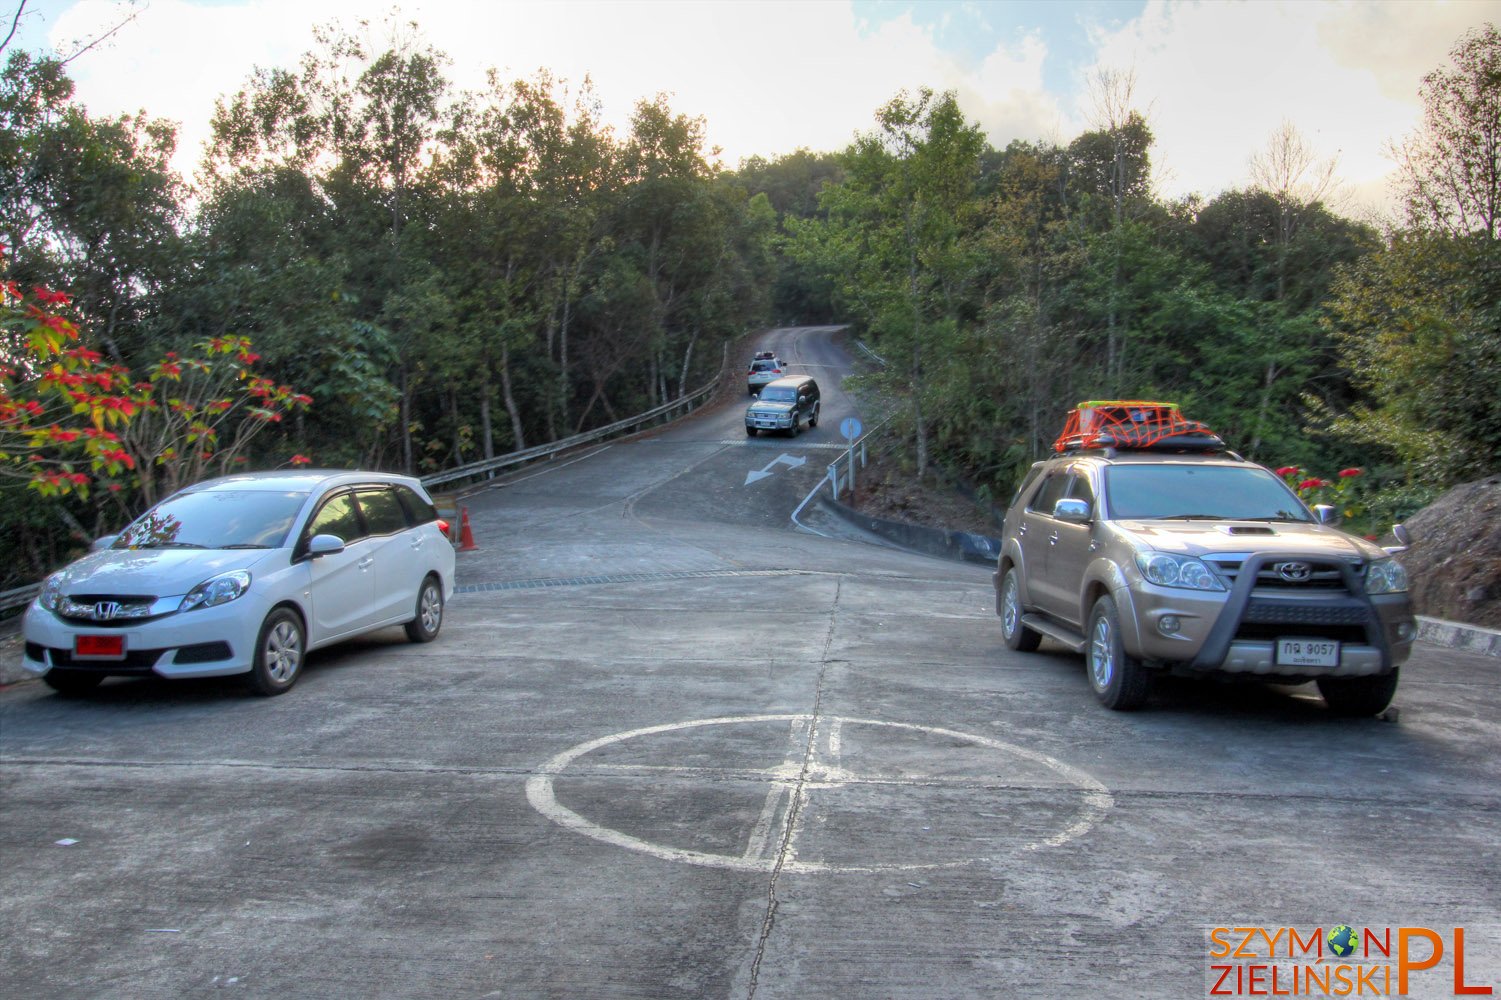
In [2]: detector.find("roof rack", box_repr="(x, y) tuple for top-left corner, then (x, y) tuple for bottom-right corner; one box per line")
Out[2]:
(1053, 400), (1225, 453)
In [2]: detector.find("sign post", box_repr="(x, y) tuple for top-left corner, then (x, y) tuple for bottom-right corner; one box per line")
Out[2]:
(840, 417), (863, 502)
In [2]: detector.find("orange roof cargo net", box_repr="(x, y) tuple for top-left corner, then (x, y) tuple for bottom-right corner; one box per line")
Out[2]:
(1053, 400), (1225, 453)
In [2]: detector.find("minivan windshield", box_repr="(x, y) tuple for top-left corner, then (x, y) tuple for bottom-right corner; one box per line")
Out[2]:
(115, 490), (310, 550)
(1104, 465), (1311, 521)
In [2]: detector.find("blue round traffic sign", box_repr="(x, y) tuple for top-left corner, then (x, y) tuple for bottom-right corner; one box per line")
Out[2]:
(840, 417), (863, 441)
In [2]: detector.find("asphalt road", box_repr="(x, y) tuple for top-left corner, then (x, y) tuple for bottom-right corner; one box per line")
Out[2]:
(3, 326), (1500, 999)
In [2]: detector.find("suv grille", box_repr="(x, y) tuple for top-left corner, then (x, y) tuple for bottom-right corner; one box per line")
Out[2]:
(1202, 556), (1359, 593)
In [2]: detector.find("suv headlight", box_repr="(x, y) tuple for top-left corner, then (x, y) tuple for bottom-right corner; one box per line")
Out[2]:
(1365, 558), (1409, 595)
(179, 570), (252, 612)
(37, 573), (64, 611)
(1136, 552), (1226, 591)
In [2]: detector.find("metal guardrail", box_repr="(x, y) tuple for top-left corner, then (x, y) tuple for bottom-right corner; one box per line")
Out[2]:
(1, 583), (41, 613)
(420, 344), (729, 493)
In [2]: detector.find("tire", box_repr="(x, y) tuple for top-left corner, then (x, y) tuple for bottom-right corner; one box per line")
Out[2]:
(746, 426), (757, 437)
(246, 607), (305, 696)
(1086, 595), (1151, 711)
(808, 404), (819, 428)
(788, 415), (800, 437)
(43, 669), (104, 695)
(1317, 669), (1398, 717)
(404, 575), (444, 643)
(999, 568), (1042, 652)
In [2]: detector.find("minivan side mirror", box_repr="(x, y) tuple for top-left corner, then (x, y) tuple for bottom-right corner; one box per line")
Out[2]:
(305, 533), (346, 558)
(90, 534), (118, 552)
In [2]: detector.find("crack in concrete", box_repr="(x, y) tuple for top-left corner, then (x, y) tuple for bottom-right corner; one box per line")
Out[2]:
(746, 577), (842, 999)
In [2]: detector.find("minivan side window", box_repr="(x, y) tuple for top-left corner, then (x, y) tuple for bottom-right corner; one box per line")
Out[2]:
(394, 485), (437, 525)
(305, 492), (365, 545)
(355, 487), (409, 536)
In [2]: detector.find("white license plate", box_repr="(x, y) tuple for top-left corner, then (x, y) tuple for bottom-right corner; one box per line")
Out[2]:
(1277, 638), (1339, 667)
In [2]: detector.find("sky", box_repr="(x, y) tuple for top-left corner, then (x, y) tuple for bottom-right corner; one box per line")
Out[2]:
(9, 0), (1501, 218)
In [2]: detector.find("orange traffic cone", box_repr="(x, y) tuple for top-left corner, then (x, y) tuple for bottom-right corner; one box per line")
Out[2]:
(458, 507), (479, 551)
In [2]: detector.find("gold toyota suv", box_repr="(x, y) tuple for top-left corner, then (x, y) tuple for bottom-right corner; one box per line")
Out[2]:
(994, 402), (1416, 714)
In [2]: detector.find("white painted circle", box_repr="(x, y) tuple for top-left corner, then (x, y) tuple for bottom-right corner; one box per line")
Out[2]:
(526, 714), (1113, 874)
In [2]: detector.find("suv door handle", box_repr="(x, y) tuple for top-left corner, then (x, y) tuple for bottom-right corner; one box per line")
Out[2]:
(1017, 524), (1027, 536)
(1048, 531), (1060, 546)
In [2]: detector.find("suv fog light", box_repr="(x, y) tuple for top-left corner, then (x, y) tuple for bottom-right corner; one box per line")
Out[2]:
(1397, 621), (1416, 641)
(1158, 615), (1182, 636)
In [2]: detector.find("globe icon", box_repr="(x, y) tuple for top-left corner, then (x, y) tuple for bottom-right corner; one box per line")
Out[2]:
(1328, 924), (1358, 958)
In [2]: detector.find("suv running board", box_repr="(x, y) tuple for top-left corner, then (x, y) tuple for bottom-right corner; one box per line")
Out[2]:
(1021, 614), (1087, 653)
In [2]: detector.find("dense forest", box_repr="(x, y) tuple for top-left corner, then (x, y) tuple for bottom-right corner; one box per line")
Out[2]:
(3, 15), (1499, 589)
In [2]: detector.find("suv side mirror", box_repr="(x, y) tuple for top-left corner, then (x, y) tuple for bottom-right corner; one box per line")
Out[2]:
(1053, 498), (1091, 524)
(1312, 504), (1341, 525)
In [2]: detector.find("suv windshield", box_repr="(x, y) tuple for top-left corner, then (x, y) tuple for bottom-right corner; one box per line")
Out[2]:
(760, 387), (796, 402)
(115, 490), (310, 549)
(1104, 465), (1310, 521)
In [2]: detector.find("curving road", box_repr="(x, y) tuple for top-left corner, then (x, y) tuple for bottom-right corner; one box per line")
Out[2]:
(3, 326), (1500, 998)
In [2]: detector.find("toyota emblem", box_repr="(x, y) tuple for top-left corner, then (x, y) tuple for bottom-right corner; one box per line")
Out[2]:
(1276, 562), (1313, 583)
(93, 601), (122, 621)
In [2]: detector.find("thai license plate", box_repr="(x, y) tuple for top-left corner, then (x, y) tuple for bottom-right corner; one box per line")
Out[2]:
(1277, 638), (1339, 667)
(74, 634), (125, 660)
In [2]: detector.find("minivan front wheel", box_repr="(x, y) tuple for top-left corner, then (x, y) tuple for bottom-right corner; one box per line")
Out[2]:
(247, 607), (305, 696)
(1086, 595), (1150, 710)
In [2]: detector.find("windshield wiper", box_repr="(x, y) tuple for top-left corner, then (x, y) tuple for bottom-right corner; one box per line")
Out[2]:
(1154, 514), (1227, 521)
(220, 543), (271, 549)
(1242, 513), (1308, 522)
(135, 541), (207, 549)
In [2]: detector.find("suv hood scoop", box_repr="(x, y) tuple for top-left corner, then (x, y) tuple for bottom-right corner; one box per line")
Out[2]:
(1220, 525), (1277, 535)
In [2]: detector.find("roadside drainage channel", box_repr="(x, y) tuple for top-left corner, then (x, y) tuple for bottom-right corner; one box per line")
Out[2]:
(816, 496), (1000, 566)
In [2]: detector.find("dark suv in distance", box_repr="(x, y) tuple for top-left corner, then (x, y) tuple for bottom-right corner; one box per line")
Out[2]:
(745, 376), (820, 436)
(994, 401), (1416, 714)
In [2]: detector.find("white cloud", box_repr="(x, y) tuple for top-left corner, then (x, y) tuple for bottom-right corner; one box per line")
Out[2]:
(1079, 0), (1501, 214)
(36, 0), (1501, 217)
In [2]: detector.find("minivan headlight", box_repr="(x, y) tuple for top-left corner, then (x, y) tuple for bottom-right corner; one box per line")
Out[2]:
(1136, 552), (1226, 591)
(179, 570), (252, 612)
(37, 573), (63, 611)
(1365, 558), (1409, 595)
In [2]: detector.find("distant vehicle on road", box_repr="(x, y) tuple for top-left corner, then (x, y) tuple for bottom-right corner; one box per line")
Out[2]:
(20, 470), (456, 697)
(995, 401), (1415, 714)
(746, 376), (821, 437)
(747, 357), (786, 394)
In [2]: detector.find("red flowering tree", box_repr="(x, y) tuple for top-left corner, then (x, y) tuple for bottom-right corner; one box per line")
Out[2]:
(1274, 465), (1367, 526)
(0, 266), (138, 497)
(115, 335), (313, 505)
(3, 249), (312, 503)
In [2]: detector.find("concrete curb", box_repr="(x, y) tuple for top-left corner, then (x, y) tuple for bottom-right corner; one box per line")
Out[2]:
(1417, 616), (1501, 658)
(819, 497), (1501, 660)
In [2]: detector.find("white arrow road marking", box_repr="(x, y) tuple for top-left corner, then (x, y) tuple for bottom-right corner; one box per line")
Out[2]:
(744, 453), (807, 486)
